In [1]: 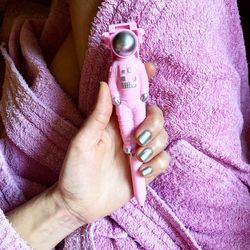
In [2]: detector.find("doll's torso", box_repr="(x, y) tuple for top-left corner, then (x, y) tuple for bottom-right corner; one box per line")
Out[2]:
(115, 56), (141, 107)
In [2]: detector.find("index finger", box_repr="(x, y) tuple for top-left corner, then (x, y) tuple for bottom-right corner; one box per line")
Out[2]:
(144, 62), (156, 79)
(135, 105), (165, 146)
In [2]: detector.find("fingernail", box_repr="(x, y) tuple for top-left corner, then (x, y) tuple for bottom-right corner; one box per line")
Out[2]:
(138, 130), (152, 145)
(139, 148), (153, 162)
(141, 166), (153, 177)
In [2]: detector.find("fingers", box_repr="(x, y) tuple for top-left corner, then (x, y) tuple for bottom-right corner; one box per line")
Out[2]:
(135, 105), (164, 146)
(136, 130), (168, 163)
(140, 151), (170, 184)
(134, 103), (170, 182)
(144, 62), (156, 79)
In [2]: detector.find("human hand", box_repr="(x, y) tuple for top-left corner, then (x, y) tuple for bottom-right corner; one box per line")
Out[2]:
(53, 62), (170, 225)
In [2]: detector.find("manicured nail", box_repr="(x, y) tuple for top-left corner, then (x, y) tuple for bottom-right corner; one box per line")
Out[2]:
(141, 166), (153, 177)
(138, 130), (152, 145)
(139, 148), (153, 162)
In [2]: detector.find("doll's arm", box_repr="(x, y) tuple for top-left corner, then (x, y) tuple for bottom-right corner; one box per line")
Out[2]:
(139, 60), (149, 102)
(108, 62), (120, 105)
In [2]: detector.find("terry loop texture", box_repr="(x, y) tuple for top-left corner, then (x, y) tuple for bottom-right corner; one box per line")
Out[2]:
(0, 0), (249, 249)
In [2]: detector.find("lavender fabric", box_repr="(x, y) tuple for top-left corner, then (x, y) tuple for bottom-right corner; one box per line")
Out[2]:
(0, 0), (250, 249)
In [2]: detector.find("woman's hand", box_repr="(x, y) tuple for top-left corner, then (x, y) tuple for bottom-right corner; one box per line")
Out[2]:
(7, 63), (170, 250)
(53, 62), (170, 224)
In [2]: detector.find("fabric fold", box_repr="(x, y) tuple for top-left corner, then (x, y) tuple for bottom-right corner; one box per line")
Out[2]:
(0, 0), (249, 249)
(1, 47), (75, 172)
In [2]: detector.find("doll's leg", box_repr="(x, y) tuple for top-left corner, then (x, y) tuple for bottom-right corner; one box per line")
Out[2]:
(128, 102), (146, 154)
(133, 102), (146, 133)
(116, 104), (134, 154)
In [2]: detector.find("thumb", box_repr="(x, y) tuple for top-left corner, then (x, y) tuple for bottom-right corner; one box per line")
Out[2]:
(78, 82), (113, 144)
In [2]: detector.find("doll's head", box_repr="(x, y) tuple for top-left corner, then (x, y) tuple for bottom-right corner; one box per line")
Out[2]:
(112, 30), (136, 57)
(102, 22), (145, 60)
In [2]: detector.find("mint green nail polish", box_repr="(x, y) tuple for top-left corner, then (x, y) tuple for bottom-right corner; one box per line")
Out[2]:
(138, 130), (152, 145)
(141, 166), (153, 177)
(139, 148), (153, 162)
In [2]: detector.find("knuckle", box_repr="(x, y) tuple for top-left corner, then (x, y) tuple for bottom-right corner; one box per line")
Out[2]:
(156, 135), (165, 150)
(162, 130), (169, 146)
(151, 104), (164, 118)
(157, 106), (164, 117)
(150, 134), (167, 155)
(153, 116), (164, 131)
(158, 151), (170, 170)
(92, 111), (107, 128)
(147, 106), (164, 129)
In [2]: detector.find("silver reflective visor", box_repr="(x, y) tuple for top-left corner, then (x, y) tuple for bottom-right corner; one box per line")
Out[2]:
(112, 31), (136, 57)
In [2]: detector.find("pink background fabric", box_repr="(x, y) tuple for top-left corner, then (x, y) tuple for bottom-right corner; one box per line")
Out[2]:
(0, 0), (249, 249)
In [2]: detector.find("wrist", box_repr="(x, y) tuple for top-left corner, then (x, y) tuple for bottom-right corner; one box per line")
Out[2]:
(7, 185), (84, 249)
(49, 184), (85, 229)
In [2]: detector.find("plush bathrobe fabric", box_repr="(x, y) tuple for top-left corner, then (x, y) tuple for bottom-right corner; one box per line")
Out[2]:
(0, 0), (249, 249)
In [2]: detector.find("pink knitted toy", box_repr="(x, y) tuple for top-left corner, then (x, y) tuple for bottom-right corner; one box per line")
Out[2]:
(102, 22), (149, 206)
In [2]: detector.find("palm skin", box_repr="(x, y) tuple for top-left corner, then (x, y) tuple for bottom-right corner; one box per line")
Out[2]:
(54, 63), (169, 225)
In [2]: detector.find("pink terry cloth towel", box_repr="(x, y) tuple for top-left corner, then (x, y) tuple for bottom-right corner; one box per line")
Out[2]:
(0, 0), (250, 249)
